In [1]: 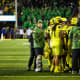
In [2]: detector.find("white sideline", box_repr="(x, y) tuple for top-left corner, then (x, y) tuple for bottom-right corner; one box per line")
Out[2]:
(0, 59), (47, 61)
(0, 47), (29, 48)
(0, 63), (26, 64)
(0, 56), (28, 57)
(0, 63), (48, 65)
(0, 69), (26, 70)
(0, 76), (80, 77)
(0, 59), (26, 60)
(0, 56), (48, 60)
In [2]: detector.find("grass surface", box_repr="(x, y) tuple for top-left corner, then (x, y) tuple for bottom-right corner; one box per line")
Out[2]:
(0, 39), (80, 80)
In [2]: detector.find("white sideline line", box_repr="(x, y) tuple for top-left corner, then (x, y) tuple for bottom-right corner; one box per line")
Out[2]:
(0, 56), (47, 58)
(0, 59), (47, 61)
(0, 69), (27, 70)
(0, 69), (26, 70)
(0, 58), (47, 60)
(0, 47), (30, 48)
(0, 63), (48, 65)
(0, 63), (27, 64)
(0, 56), (48, 60)
(0, 67), (48, 71)
(0, 56), (31, 57)
(0, 56), (29, 57)
(0, 76), (80, 77)
(0, 47), (29, 48)
(0, 59), (26, 60)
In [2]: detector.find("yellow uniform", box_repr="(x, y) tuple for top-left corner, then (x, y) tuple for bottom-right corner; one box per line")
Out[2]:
(44, 40), (51, 59)
(44, 26), (52, 67)
(51, 25), (63, 56)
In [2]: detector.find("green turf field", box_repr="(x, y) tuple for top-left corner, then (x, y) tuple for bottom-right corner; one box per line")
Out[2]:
(0, 39), (80, 80)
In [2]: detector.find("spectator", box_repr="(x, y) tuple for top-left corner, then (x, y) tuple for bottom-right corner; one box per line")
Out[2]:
(10, 28), (14, 39)
(2, 27), (7, 39)
(27, 27), (37, 71)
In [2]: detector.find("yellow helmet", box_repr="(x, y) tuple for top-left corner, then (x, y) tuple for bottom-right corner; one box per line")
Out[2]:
(56, 16), (61, 19)
(50, 17), (55, 25)
(50, 19), (54, 25)
(61, 17), (67, 22)
(71, 17), (78, 25)
(53, 16), (61, 23)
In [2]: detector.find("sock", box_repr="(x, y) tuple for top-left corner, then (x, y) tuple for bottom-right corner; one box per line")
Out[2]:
(50, 64), (54, 72)
(36, 58), (42, 70)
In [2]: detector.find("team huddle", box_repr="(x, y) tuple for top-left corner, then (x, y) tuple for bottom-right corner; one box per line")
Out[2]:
(44, 16), (73, 72)
(27, 16), (80, 73)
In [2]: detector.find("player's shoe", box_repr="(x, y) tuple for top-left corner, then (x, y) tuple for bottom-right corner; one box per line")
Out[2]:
(50, 65), (54, 72)
(72, 70), (77, 74)
(54, 66), (61, 73)
(35, 68), (42, 72)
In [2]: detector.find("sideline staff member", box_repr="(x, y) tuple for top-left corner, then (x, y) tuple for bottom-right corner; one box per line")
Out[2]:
(33, 20), (45, 72)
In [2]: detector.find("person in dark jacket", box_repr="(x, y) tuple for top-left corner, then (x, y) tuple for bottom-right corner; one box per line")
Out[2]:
(27, 28), (36, 71)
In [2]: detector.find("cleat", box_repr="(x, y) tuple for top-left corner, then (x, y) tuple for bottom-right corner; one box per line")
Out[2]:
(54, 66), (61, 73)
(35, 68), (42, 72)
(72, 70), (77, 74)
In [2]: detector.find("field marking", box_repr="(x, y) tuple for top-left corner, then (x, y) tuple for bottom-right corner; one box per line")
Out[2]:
(0, 69), (26, 70)
(0, 76), (80, 77)
(0, 39), (28, 40)
(0, 59), (26, 60)
(0, 68), (49, 70)
(22, 42), (30, 45)
(0, 47), (29, 48)
(0, 56), (47, 59)
(0, 55), (47, 58)
(0, 63), (48, 65)
(0, 63), (27, 64)
(0, 59), (47, 61)
(0, 56), (29, 57)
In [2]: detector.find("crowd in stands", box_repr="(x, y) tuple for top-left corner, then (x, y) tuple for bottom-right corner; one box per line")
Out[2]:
(0, 0), (79, 39)
(0, 0), (16, 39)
(19, 0), (78, 29)
(0, 27), (15, 39)
(0, 26), (28, 39)
(0, 0), (15, 15)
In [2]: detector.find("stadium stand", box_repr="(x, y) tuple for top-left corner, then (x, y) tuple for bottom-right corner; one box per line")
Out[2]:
(17, 0), (79, 29)
(0, 0), (15, 15)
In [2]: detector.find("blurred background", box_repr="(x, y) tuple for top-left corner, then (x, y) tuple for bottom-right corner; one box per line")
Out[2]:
(0, 0), (80, 39)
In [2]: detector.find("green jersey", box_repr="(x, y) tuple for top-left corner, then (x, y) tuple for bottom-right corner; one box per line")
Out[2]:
(23, 21), (29, 28)
(33, 27), (45, 48)
(69, 26), (80, 49)
(21, 15), (25, 23)
(42, 21), (48, 29)
(65, 8), (72, 18)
